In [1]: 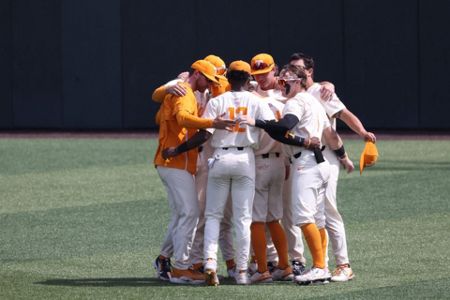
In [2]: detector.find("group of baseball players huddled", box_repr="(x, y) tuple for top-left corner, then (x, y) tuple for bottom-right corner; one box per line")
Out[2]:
(151, 52), (377, 286)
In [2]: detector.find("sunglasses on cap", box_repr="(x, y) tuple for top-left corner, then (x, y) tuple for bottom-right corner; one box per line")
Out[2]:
(251, 60), (273, 71)
(278, 78), (299, 87)
(216, 66), (226, 75)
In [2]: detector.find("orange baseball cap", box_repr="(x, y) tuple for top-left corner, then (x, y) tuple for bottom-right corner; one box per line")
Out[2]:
(359, 141), (379, 174)
(204, 54), (226, 75)
(229, 60), (251, 74)
(191, 60), (219, 83)
(250, 53), (275, 75)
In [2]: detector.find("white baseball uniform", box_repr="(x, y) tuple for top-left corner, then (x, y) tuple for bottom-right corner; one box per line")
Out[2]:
(282, 91), (331, 228)
(158, 80), (235, 267)
(202, 90), (274, 271)
(307, 82), (349, 266)
(253, 95), (285, 223)
(255, 87), (307, 264)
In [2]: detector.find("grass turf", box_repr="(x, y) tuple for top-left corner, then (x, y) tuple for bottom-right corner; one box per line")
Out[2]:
(1, 137), (449, 299)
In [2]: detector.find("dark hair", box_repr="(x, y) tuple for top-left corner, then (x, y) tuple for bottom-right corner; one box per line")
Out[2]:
(289, 52), (315, 70)
(280, 64), (308, 89)
(226, 70), (250, 86)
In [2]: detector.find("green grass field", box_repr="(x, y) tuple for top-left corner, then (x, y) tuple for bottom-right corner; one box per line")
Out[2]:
(1, 136), (450, 299)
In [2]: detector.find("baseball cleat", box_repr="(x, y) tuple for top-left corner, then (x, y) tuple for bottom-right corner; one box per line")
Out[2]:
(331, 265), (354, 282)
(294, 267), (330, 285)
(205, 269), (220, 286)
(153, 256), (172, 281)
(271, 266), (294, 281)
(292, 260), (306, 276)
(234, 270), (250, 285)
(227, 265), (236, 278)
(250, 271), (273, 284)
(248, 262), (258, 275)
(267, 261), (277, 274)
(169, 267), (205, 285)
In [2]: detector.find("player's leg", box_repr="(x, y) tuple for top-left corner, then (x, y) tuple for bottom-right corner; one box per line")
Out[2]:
(189, 163), (208, 271)
(323, 150), (354, 282)
(291, 162), (329, 284)
(155, 168), (177, 281)
(219, 195), (236, 277)
(281, 165), (307, 275)
(251, 156), (271, 282)
(204, 152), (233, 286)
(157, 167), (203, 284)
(230, 149), (255, 284)
(266, 157), (292, 281)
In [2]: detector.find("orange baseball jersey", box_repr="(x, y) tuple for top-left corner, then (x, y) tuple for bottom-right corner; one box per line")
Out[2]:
(154, 82), (213, 174)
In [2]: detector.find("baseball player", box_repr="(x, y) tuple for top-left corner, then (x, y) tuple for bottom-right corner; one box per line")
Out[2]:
(247, 53), (293, 283)
(162, 60), (275, 286)
(153, 59), (235, 284)
(289, 52), (376, 282)
(249, 53), (335, 277)
(239, 64), (354, 284)
(152, 55), (238, 278)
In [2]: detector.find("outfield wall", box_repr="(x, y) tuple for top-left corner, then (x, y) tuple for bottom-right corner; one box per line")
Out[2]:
(0, 0), (449, 130)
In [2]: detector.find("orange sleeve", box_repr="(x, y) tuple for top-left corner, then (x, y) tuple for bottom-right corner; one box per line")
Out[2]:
(173, 92), (213, 129)
(176, 110), (213, 129)
(152, 84), (167, 103)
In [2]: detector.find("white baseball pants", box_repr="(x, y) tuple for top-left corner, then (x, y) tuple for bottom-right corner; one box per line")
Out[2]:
(323, 148), (350, 266)
(157, 167), (199, 269)
(204, 147), (255, 271)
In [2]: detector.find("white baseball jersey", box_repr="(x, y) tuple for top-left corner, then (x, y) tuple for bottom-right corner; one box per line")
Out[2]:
(253, 96), (285, 156)
(307, 83), (346, 130)
(202, 90), (275, 148)
(255, 86), (287, 103)
(282, 91), (331, 157)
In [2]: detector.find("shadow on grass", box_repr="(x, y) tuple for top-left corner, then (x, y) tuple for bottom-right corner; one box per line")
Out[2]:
(34, 277), (242, 287)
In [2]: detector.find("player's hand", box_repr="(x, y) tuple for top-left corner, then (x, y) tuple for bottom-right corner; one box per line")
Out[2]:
(237, 115), (256, 126)
(166, 83), (187, 97)
(362, 131), (376, 143)
(177, 71), (189, 81)
(212, 115), (236, 131)
(162, 147), (179, 160)
(339, 155), (355, 173)
(304, 137), (321, 150)
(320, 82), (335, 101)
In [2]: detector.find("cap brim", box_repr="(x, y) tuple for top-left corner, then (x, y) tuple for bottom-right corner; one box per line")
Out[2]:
(359, 151), (365, 175)
(202, 72), (219, 84)
(250, 64), (275, 75)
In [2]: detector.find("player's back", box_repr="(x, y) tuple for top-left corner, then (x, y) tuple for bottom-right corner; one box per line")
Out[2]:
(203, 90), (274, 149)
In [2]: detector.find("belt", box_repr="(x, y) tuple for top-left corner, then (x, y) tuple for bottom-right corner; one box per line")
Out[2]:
(260, 152), (280, 159)
(222, 147), (244, 150)
(198, 146), (203, 153)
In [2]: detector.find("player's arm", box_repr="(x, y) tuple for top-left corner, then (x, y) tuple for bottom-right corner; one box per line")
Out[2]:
(176, 110), (235, 130)
(241, 114), (319, 148)
(162, 130), (212, 159)
(334, 108), (376, 142)
(151, 77), (188, 103)
(322, 126), (354, 173)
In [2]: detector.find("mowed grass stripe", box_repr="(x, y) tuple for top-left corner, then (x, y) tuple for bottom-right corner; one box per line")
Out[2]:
(1, 164), (163, 214)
